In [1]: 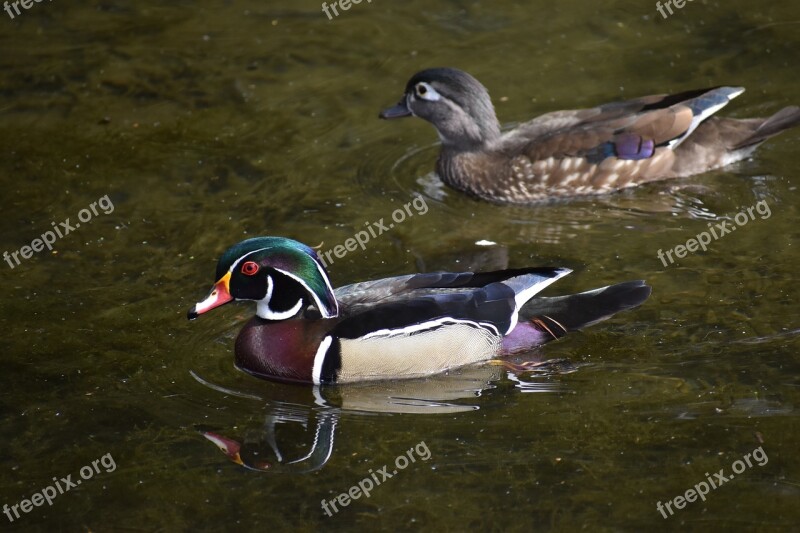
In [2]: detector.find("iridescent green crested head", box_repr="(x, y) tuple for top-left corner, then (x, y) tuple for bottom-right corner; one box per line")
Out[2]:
(188, 236), (338, 321)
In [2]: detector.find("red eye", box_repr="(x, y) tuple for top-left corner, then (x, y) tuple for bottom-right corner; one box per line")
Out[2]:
(241, 261), (259, 276)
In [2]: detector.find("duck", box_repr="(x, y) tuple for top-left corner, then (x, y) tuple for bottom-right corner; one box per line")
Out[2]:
(187, 236), (651, 385)
(379, 67), (800, 204)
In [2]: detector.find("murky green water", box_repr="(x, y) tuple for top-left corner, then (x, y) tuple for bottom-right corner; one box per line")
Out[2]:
(1, 0), (799, 530)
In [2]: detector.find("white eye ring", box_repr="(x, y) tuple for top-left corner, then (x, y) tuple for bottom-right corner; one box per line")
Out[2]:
(414, 82), (441, 101)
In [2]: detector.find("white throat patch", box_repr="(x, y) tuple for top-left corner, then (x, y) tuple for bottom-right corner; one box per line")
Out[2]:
(256, 274), (304, 320)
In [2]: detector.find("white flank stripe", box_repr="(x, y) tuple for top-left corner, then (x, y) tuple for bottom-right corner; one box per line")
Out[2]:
(312, 386), (327, 407)
(360, 317), (500, 340)
(312, 336), (334, 385)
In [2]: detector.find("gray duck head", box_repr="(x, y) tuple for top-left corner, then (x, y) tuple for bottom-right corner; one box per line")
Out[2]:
(380, 68), (501, 150)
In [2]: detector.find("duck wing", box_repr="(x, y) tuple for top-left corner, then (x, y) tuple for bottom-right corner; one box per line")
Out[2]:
(331, 268), (568, 319)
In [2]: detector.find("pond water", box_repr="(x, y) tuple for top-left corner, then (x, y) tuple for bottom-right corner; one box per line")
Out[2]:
(1, 0), (799, 530)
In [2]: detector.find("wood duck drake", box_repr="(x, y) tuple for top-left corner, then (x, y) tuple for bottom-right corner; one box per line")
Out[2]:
(379, 68), (800, 204)
(187, 236), (651, 385)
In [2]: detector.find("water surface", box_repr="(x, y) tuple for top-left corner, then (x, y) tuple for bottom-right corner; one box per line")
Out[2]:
(1, 0), (799, 530)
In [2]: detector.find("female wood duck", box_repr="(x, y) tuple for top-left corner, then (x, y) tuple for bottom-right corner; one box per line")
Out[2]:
(379, 68), (800, 204)
(187, 236), (651, 385)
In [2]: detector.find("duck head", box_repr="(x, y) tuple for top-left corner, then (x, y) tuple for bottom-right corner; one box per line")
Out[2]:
(379, 67), (501, 150)
(187, 237), (338, 322)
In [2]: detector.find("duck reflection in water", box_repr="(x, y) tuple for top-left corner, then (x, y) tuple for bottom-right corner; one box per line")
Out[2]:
(192, 360), (571, 473)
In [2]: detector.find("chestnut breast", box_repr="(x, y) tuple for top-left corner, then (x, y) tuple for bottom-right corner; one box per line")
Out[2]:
(234, 316), (333, 384)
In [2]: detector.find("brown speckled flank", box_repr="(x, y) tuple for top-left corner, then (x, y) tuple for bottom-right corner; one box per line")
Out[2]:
(381, 68), (800, 204)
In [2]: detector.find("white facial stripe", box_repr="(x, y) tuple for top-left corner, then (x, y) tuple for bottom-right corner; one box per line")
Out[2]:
(360, 317), (500, 340)
(276, 267), (338, 318)
(229, 247), (270, 273)
(257, 298), (303, 320)
(255, 274), (303, 320)
(231, 247), (338, 319)
(312, 336), (334, 385)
